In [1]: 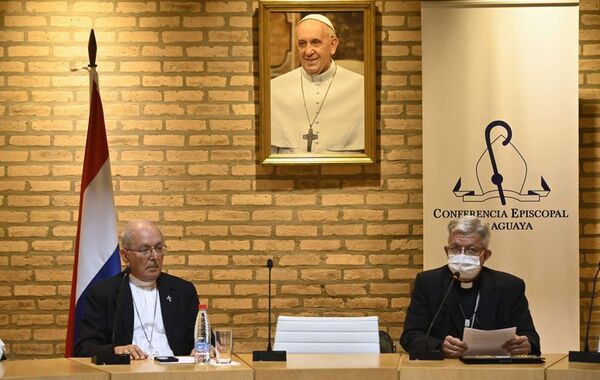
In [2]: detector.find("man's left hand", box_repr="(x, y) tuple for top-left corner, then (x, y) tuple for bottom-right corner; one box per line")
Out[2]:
(502, 335), (531, 355)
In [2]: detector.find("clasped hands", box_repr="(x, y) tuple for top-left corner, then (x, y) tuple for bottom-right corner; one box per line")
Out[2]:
(442, 335), (531, 358)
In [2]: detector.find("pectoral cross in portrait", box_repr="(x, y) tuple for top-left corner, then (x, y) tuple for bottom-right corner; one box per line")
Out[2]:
(303, 127), (318, 152)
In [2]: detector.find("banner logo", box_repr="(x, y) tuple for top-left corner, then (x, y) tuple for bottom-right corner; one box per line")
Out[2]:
(453, 120), (550, 205)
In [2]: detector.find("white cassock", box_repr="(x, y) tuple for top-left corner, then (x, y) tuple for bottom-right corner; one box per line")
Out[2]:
(270, 60), (364, 154)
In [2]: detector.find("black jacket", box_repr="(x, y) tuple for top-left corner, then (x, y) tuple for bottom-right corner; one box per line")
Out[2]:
(400, 266), (541, 355)
(74, 271), (199, 357)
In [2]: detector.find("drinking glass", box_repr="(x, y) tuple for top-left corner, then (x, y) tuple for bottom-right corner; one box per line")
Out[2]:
(214, 329), (233, 364)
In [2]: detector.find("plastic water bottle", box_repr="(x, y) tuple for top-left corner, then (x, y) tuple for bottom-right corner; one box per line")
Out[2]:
(194, 304), (211, 364)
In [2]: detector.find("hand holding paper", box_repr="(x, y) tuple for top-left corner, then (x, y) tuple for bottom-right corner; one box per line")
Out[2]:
(502, 335), (531, 355)
(442, 335), (468, 358)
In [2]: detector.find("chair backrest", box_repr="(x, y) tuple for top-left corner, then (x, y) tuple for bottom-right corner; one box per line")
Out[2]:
(273, 315), (380, 353)
(378, 330), (396, 353)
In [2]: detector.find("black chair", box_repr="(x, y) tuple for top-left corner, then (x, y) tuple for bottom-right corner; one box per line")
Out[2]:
(379, 330), (397, 353)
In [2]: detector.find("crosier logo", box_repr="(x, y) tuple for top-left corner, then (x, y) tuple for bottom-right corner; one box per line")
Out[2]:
(433, 120), (568, 230)
(453, 120), (550, 204)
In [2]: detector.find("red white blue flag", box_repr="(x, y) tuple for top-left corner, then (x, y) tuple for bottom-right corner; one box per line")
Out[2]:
(65, 68), (121, 357)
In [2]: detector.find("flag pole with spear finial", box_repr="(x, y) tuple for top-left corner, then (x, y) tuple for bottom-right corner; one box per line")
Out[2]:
(65, 29), (124, 363)
(88, 29), (97, 68)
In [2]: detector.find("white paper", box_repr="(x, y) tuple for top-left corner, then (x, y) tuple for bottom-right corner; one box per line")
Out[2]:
(176, 356), (196, 364)
(463, 327), (516, 355)
(210, 359), (241, 367)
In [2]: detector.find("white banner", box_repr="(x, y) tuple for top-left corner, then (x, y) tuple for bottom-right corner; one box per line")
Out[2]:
(422, 1), (579, 352)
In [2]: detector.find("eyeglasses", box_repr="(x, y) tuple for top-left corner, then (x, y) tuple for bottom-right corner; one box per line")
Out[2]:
(448, 246), (484, 257)
(124, 245), (167, 257)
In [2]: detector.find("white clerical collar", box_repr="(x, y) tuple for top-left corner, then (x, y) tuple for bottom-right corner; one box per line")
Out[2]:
(129, 273), (157, 289)
(301, 60), (336, 83)
(460, 281), (474, 289)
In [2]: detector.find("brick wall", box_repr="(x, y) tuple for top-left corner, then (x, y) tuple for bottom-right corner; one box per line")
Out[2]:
(0, 0), (597, 359)
(579, 0), (600, 352)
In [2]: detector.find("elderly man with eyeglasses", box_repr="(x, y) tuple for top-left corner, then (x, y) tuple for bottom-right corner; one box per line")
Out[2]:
(400, 216), (540, 358)
(74, 220), (199, 360)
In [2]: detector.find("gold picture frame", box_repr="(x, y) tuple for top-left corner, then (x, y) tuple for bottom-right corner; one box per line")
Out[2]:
(259, 0), (376, 165)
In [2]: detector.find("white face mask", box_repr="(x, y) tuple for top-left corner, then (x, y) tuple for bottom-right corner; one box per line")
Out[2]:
(447, 253), (482, 281)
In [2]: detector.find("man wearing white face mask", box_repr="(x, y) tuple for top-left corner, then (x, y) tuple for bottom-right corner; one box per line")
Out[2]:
(400, 216), (540, 358)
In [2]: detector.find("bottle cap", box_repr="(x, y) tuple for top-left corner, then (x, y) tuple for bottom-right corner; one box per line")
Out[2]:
(199, 304), (207, 310)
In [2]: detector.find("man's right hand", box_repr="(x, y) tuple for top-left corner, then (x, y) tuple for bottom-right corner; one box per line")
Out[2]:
(114, 344), (147, 360)
(442, 335), (468, 358)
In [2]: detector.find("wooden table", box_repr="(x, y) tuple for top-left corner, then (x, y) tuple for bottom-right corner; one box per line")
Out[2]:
(0, 358), (108, 380)
(398, 353), (566, 380)
(70, 356), (253, 380)
(237, 353), (401, 380)
(545, 356), (600, 380)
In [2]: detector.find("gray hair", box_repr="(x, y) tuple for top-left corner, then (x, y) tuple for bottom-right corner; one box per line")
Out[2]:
(121, 220), (163, 249)
(447, 216), (491, 247)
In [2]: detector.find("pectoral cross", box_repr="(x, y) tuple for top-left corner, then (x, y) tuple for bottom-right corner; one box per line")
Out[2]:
(303, 127), (318, 152)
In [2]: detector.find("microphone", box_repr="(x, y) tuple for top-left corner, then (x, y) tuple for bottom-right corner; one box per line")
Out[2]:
(266, 259), (273, 351)
(252, 259), (287, 362)
(92, 267), (131, 365)
(409, 272), (460, 360)
(569, 261), (600, 363)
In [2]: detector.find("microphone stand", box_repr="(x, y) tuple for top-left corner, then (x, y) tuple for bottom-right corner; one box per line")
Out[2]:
(267, 258), (273, 351)
(92, 267), (131, 365)
(252, 259), (287, 361)
(569, 261), (600, 363)
(409, 272), (460, 360)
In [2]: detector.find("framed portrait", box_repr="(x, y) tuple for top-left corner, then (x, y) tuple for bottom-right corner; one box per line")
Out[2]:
(259, 0), (376, 165)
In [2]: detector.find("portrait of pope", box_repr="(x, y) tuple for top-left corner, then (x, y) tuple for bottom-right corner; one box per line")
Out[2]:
(270, 13), (365, 155)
